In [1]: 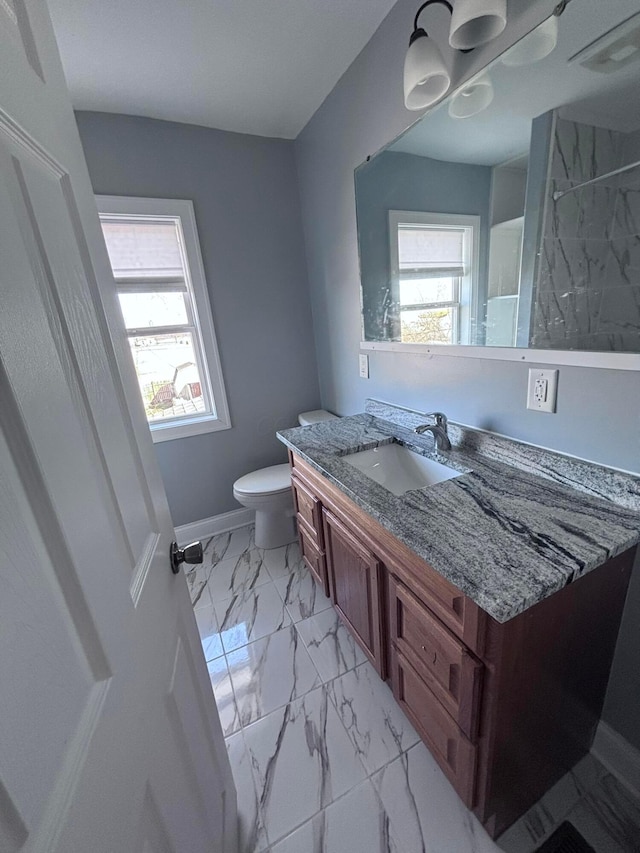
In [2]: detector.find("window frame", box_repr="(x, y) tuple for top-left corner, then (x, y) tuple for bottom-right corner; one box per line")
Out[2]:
(388, 210), (481, 346)
(97, 195), (231, 442)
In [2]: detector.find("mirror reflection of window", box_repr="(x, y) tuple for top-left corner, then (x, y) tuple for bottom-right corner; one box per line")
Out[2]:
(356, 4), (640, 358)
(389, 211), (479, 345)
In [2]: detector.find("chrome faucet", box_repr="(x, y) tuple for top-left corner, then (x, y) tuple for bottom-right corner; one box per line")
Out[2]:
(414, 412), (451, 453)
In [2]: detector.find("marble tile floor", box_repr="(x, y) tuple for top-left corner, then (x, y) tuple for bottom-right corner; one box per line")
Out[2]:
(188, 524), (640, 853)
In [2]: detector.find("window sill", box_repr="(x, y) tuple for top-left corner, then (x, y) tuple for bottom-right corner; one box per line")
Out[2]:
(150, 414), (232, 443)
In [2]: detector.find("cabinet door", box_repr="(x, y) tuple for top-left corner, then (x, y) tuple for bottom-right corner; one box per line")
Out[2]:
(298, 520), (330, 597)
(292, 474), (323, 547)
(323, 509), (385, 676)
(391, 647), (477, 807)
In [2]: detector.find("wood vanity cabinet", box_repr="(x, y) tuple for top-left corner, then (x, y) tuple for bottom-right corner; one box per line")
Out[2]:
(291, 474), (330, 596)
(288, 451), (636, 839)
(323, 508), (385, 677)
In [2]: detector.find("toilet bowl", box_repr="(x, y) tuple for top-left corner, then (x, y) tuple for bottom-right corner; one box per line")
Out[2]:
(233, 409), (338, 549)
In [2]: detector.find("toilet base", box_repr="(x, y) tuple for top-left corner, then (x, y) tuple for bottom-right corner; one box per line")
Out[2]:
(254, 510), (296, 550)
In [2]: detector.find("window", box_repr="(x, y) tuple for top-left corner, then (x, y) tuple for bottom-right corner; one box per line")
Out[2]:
(97, 196), (230, 442)
(389, 211), (480, 345)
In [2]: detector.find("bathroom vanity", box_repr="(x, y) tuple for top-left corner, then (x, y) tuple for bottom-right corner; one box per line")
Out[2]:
(277, 402), (640, 839)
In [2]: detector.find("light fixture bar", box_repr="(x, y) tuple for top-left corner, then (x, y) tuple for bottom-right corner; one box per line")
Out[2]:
(409, 0), (473, 53)
(552, 158), (640, 201)
(552, 0), (573, 16)
(412, 0), (453, 37)
(409, 0), (475, 54)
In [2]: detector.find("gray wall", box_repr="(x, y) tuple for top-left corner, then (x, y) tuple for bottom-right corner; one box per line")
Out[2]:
(76, 111), (320, 526)
(294, 0), (640, 746)
(356, 150), (491, 341)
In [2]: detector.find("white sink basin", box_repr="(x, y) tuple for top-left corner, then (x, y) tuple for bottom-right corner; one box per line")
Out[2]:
(343, 442), (463, 496)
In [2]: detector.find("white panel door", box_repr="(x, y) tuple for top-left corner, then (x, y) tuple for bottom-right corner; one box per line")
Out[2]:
(0, 2), (237, 852)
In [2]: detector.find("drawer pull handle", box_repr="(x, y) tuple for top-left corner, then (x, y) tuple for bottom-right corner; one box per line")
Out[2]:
(420, 644), (437, 665)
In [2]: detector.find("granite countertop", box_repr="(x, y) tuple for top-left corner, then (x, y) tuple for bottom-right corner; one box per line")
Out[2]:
(277, 400), (640, 623)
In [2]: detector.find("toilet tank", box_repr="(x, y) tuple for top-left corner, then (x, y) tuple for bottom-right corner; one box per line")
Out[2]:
(298, 409), (339, 426)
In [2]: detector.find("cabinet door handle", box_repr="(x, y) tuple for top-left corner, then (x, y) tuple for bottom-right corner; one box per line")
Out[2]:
(420, 644), (437, 665)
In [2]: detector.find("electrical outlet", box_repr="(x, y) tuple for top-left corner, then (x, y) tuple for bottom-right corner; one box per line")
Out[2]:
(359, 353), (369, 379)
(527, 368), (558, 413)
(534, 378), (547, 403)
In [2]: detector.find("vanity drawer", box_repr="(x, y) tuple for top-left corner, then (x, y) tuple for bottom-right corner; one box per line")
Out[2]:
(391, 647), (477, 808)
(389, 575), (483, 740)
(298, 521), (329, 597)
(386, 553), (484, 653)
(292, 474), (323, 546)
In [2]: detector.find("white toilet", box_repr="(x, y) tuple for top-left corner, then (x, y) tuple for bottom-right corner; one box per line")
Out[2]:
(233, 409), (338, 549)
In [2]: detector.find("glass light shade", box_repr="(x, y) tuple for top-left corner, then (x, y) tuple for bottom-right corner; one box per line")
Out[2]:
(404, 33), (451, 111)
(448, 76), (494, 118)
(449, 0), (507, 50)
(501, 15), (559, 67)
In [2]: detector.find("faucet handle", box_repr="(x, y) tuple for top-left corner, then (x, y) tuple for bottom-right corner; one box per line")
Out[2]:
(424, 412), (448, 430)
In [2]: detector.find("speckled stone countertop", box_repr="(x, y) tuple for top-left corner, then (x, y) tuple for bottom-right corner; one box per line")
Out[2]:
(277, 400), (640, 623)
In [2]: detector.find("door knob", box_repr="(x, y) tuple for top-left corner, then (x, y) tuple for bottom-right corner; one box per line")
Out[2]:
(170, 541), (203, 575)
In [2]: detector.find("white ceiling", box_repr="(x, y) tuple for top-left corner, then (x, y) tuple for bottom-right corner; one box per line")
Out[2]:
(47, 0), (399, 139)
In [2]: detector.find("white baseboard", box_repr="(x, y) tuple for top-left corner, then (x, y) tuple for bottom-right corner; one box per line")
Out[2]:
(592, 720), (640, 799)
(175, 508), (255, 545)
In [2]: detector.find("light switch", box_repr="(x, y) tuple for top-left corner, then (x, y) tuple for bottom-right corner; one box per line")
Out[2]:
(527, 368), (558, 413)
(359, 353), (369, 379)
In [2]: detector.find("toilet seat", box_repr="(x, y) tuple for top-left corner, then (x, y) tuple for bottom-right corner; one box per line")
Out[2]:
(232, 410), (338, 549)
(233, 463), (291, 497)
(298, 409), (339, 426)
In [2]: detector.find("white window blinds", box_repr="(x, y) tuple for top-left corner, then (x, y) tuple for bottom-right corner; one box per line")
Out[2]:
(397, 225), (466, 279)
(101, 218), (184, 280)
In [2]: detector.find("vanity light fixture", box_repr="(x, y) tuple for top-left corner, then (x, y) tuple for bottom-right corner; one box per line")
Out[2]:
(448, 74), (494, 118)
(404, 0), (507, 111)
(501, 14), (559, 67)
(501, 0), (575, 68)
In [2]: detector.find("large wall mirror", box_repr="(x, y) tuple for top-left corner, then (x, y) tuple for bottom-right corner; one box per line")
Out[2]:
(355, 0), (640, 366)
